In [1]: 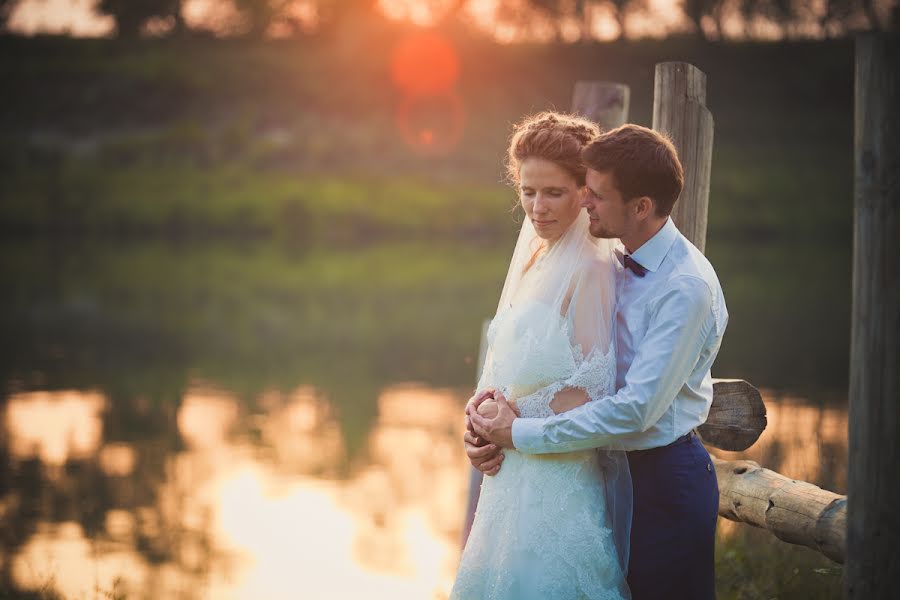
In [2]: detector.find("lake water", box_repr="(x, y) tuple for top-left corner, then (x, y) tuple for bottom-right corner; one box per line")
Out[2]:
(0, 236), (851, 599)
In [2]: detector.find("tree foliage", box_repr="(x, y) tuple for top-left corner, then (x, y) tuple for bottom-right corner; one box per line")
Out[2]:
(57, 0), (900, 40)
(1, 0), (17, 31)
(97, 0), (183, 38)
(232, 0), (292, 37)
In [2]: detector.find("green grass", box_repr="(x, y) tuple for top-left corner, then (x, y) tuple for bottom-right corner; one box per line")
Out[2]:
(0, 159), (513, 239)
(0, 35), (854, 241)
(716, 525), (843, 599)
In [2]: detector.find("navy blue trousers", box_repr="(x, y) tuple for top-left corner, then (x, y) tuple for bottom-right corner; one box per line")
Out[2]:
(626, 432), (719, 600)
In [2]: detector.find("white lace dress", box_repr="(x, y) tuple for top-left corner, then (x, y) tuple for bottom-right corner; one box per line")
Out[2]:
(450, 299), (631, 600)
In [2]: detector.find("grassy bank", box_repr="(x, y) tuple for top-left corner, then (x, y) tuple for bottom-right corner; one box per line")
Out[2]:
(1, 162), (511, 240)
(0, 34), (853, 240)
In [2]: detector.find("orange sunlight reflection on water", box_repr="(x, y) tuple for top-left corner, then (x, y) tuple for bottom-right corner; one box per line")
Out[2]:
(5, 383), (469, 599)
(4, 384), (848, 596)
(712, 391), (847, 539)
(6, 390), (106, 468)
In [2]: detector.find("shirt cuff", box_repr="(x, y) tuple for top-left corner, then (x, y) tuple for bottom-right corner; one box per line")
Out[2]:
(511, 417), (547, 454)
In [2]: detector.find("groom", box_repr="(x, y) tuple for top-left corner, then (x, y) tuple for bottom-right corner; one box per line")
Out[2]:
(467, 124), (728, 600)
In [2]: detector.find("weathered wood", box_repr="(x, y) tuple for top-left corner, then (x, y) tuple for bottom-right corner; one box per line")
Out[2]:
(847, 33), (900, 599)
(699, 379), (766, 451)
(714, 457), (846, 563)
(571, 81), (630, 131)
(651, 66), (768, 452)
(652, 62), (714, 253)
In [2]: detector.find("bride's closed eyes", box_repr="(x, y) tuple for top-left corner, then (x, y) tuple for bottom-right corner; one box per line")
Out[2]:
(521, 186), (567, 197)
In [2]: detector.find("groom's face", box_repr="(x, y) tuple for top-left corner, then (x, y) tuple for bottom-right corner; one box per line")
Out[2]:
(582, 169), (632, 240)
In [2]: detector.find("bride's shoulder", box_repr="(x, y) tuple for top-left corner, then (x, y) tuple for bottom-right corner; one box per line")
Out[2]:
(567, 248), (616, 298)
(577, 248), (616, 278)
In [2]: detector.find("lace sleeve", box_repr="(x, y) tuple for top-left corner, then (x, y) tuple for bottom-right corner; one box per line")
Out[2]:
(515, 341), (616, 417)
(516, 257), (616, 418)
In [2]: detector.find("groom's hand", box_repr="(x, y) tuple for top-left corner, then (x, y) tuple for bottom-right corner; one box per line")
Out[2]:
(464, 431), (504, 476)
(464, 388), (505, 475)
(470, 392), (517, 449)
(464, 388), (495, 435)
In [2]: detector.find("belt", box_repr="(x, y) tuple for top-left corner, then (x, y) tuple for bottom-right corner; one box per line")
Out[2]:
(627, 429), (698, 457)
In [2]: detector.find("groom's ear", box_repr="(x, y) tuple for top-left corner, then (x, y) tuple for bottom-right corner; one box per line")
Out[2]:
(633, 196), (656, 220)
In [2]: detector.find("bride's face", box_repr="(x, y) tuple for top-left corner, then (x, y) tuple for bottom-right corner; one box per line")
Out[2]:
(518, 157), (584, 243)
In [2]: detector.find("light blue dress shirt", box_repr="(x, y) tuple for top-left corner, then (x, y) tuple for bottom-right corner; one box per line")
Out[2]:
(511, 217), (729, 453)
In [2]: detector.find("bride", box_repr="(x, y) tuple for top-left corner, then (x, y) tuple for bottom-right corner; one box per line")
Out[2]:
(450, 112), (631, 600)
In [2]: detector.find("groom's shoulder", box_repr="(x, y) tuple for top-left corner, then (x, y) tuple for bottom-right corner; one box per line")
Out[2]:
(665, 234), (728, 330)
(667, 234), (723, 294)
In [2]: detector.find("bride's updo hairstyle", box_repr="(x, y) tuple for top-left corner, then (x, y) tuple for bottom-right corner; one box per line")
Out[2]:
(506, 111), (600, 188)
(505, 112), (600, 273)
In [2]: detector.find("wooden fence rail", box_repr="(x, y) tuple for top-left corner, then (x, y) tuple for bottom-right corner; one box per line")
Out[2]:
(714, 457), (846, 563)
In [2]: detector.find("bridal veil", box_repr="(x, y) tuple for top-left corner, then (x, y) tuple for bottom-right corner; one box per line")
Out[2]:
(478, 208), (633, 576)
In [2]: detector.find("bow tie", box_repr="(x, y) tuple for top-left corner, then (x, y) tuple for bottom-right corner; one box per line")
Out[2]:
(616, 250), (647, 277)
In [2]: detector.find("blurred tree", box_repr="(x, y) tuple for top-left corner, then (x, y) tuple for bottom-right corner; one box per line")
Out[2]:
(817, 0), (898, 33)
(233, 0), (292, 38)
(513, 0), (627, 40)
(229, 0), (383, 37)
(0, 0), (18, 32)
(98, 0), (183, 39)
(439, 0), (472, 23)
(738, 0), (794, 35)
(683, 0), (898, 37)
(606, 0), (630, 37)
(526, 0), (568, 37)
(818, 0), (857, 34)
(683, 0), (726, 39)
(860, 0), (879, 27)
(317, 0), (381, 31)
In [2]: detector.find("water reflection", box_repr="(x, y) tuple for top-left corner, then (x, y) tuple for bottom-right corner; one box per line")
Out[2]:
(711, 391), (847, 493)
(711, 391), (847, 541)
(2, 380), (849, 598)
(0, 237), (851, 598)
(6, 390), (105, 467)
(256, 385), (346, 476)
(12, 521), (149, 599)
(2, 383), (468, 599)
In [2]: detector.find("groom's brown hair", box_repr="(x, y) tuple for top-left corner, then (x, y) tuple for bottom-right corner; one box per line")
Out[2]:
(581, 124), (684, 217)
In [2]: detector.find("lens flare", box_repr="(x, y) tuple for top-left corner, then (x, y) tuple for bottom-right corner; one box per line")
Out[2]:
(390, 32), (460, 97)
(395, 92), (466, 155)
(390, 32), (465, 154)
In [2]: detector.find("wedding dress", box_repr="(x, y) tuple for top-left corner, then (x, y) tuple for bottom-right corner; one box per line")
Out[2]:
(450, 212), (631, 600)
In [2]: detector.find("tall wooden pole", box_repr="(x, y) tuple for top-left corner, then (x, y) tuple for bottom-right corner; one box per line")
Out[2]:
(652, 62), (714, 252)
(571, 81), (630, 131)
(846, 33), (900, 599)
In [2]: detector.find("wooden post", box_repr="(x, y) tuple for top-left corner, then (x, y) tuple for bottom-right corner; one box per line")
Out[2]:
(846, 33), (900, 599)
(652, 62), (714, 252)
(571, 81), (630, 131)
(697, 379), (766, 451)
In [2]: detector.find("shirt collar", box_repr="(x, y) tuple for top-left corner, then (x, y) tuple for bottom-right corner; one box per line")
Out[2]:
(629, 217), (678, 273)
